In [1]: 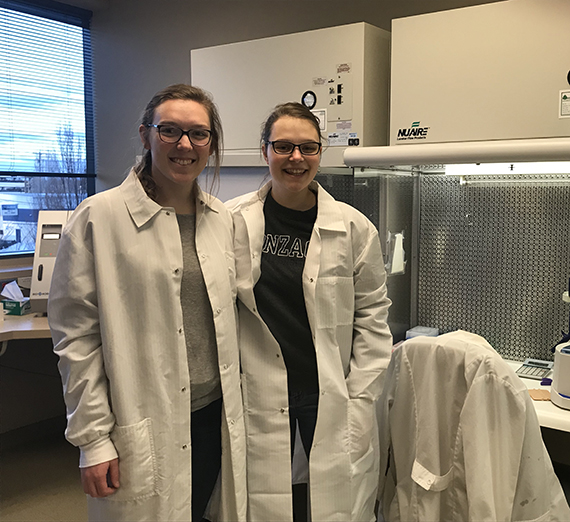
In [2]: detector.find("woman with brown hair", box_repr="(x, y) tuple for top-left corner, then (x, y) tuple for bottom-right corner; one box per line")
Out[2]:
(49, 84), (246, 522)
(227, 102), (392, 521)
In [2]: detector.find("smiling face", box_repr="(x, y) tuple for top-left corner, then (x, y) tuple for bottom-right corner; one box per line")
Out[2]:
(262, 116), (322, 209)
(139, 99), (212, 198)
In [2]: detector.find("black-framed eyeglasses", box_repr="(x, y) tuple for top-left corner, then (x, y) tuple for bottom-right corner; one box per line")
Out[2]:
(266, 140), (322, 156)
(147, 124), (212, 146)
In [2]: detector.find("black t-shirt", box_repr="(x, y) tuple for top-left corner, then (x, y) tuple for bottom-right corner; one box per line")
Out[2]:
(254, 190), (319, 394)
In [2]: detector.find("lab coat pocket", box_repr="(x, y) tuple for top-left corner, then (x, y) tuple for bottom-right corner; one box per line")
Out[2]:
(315, 277), (354, 329)
(108, 418), (158, 501)
(347, 398), (377, 467)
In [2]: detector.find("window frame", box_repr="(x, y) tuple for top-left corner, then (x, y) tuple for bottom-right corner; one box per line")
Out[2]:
(0, 0), (96, 258)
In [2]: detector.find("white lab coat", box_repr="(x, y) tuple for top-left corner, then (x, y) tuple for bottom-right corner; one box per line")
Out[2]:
(48, 170), (246, 522)
(226, 181), (392, 522)
(377, 330), (570, 522)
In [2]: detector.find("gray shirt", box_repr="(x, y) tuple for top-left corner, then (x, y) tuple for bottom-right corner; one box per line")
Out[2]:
(177, 213), (221, 411)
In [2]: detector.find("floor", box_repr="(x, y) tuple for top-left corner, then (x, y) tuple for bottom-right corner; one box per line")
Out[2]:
(1, 430), (569, 522)
(0, 432), (87, 522)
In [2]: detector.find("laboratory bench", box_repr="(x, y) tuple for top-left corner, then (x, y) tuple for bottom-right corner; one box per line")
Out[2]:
(0, 313), (60, 449)
(0, 313), (50, 355)
(505, 360), (570, 434)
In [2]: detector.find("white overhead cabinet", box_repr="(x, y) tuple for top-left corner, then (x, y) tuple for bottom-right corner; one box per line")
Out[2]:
(191, 22), (390, 167)
(389, 0), (570, 145)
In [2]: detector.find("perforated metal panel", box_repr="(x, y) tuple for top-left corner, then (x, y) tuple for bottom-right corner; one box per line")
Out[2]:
(418, 174), (570, 361)
(315, 170), (354, 206)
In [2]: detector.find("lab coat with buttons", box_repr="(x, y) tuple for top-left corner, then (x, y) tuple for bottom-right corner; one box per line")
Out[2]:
(48, 170), (246, 522)
(226, 181), (392, 522)
(377, 330), (570, 522)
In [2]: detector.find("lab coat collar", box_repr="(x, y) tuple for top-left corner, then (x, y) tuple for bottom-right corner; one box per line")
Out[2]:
(311, 181), (347, 233)
(254, 180), (347, 233)
(194, 183), (220, 214)
(121, 169), (163, 228)
(121, 169), (218, 228)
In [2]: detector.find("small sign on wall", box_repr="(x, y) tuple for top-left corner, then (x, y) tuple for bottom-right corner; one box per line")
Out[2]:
(2, 204), (18, 217)
(311, 109), (327, 132)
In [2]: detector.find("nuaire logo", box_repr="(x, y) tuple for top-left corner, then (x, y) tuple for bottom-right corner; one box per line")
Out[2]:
(397, 121), (430, 141)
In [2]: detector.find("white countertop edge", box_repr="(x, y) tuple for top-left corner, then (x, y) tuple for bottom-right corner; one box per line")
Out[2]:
(505, 360), (570, 433)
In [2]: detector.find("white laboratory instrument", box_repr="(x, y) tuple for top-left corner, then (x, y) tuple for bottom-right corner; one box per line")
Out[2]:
(30, 210), (72, 314)
(389, 0), (570, 145)
(191, 22), (390, 167)
(551, 341), (570, 411)
(551, 287), (570, 410)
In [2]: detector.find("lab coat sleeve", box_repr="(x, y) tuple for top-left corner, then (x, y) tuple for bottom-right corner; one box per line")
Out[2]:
(48, 221), (118, 468)
(461, 374), (526, 521)
(345, 224), (392, 401)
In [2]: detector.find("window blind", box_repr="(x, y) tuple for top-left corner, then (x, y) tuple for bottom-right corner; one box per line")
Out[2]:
(0, 1), (94, 256)
(0, 1), (94, 175)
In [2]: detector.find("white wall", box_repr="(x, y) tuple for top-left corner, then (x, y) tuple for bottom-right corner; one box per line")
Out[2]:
(215, 168), (267, 203)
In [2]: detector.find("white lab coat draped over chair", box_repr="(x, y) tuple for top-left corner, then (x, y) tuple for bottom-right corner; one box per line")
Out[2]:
(226, 181), (392, 522)
(377, 330), (570, 522)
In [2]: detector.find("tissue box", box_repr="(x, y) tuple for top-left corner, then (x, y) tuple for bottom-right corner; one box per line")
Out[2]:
(406, 325), (439, 339)
(2, 298), (31, 315)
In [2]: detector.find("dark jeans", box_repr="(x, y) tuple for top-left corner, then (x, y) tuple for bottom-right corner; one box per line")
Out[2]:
(191, 397), (222, 522)
(288, 390), (319, 460)
(289, 391), (319, 522)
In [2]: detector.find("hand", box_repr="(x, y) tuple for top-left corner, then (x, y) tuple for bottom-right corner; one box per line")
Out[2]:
(81, 458), (120, 498)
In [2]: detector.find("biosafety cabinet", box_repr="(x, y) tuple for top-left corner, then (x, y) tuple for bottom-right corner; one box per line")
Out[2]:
(191, 23), (390, 167)
(389, 0), (570, 145)
(343, 0), (570, 358)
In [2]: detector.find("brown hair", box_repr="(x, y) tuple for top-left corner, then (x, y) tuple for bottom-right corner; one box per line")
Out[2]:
(260, 102), (323, 147)
(258, 102), (324, 192)
(135, 84), (223, 199)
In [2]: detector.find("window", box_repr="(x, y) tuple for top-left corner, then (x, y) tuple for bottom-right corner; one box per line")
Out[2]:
(0, 0), (94, 256)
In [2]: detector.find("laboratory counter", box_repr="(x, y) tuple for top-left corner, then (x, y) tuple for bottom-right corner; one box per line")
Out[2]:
(506, 360), (570, 434)
(0, 314), (50, 355)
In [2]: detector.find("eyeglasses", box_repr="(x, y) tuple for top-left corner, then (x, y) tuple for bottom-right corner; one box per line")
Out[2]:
(147, 124), (212, 146)
(266, 140), (322, 156)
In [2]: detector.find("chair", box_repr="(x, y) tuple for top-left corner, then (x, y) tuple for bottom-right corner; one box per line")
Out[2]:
(377, 330), (570, 521)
